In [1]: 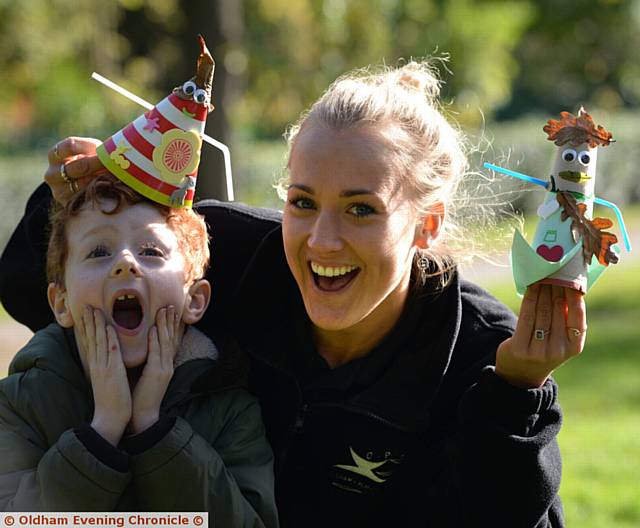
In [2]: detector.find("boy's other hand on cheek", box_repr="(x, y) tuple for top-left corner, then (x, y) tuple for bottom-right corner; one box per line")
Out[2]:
(77, 306), (132, 446)
(130, 306), (182, 435)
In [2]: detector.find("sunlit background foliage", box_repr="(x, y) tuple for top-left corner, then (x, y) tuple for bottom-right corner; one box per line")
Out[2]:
(2, 0), (640, 205)
(5, 0), (640, 140)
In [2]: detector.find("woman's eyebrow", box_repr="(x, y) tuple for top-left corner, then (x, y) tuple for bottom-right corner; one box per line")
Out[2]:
(288, 183), (313, 194)
(340, 189), (374, 198)
(288, 184), (375, 198)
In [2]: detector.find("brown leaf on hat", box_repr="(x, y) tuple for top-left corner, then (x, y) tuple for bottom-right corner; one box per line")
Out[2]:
(173, 35), (216, 112)
(195, 35), (215, 97)
(558, 191), (619, 266)
(543, 108), (613, 148)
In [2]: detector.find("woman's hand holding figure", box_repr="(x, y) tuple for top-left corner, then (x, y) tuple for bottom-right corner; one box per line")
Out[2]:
(496, 284), (587, 389)
(77, 307), (132, 446)
(130, 306), (182, 434)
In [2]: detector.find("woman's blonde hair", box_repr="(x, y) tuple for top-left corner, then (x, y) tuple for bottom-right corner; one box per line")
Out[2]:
(279, 60), (471, 288)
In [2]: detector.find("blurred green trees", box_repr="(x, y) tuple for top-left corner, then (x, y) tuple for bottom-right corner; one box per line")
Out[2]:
(240, 0), (535, 134)
(1, 0), (639, 200)
(499, 0), (640, 118)
(0, 1), (119, 148)
(4, 0), (640, 144)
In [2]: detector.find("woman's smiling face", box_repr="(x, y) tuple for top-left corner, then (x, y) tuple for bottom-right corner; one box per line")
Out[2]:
(283, 121), (424, 336)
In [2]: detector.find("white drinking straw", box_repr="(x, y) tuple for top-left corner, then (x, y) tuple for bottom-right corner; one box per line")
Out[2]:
(91, 72), (235, 201)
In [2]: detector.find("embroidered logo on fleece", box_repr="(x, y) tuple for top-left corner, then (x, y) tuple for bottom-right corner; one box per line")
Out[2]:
(332, 447), (403, 494)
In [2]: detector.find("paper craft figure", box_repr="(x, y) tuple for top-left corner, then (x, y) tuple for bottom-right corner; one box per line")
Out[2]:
(485, 108), (630, 295)
(96, 35), (215, 208)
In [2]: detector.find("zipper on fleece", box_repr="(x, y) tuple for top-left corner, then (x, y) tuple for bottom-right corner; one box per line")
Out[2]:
(248, 350), (420, 444)
(293, 403), (309, 434)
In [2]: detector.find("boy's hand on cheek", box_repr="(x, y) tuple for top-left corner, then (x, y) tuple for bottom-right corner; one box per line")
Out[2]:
(78, 307), (132, 446)
(130, 306), (181, 434)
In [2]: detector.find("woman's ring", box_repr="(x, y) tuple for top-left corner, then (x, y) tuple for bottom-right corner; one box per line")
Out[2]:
(534, 329), (550, 341)
(60, 163), (71, 184)
(568, 327), (587, 337)
(61, 164), (78, 193)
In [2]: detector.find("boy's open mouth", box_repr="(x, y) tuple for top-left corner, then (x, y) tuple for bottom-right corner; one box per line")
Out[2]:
(310, 262), (360, 292)
(112, 293), (143, 330)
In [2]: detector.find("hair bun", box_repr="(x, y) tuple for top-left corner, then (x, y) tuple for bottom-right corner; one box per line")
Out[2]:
(396, 61), (441, 100)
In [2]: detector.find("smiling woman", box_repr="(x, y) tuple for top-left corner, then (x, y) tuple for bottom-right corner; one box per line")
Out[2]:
(234, 61), (578, 526)
(283, 123), (426, 365)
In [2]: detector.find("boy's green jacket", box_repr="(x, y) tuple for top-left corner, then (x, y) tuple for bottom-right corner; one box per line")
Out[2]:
(0, 323), (278, 527)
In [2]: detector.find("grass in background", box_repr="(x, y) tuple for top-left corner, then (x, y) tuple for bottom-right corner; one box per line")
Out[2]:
(482, 262), (640, 528)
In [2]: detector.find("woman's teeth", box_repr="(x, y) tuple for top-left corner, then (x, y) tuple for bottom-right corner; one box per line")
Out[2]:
(310, 262), (357, 277)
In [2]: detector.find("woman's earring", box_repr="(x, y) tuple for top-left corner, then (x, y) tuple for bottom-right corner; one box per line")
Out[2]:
(417, 254), (429, 284)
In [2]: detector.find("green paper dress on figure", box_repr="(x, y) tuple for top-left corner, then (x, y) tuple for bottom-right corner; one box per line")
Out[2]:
(509, 108), (618, 296)
(511, 189), (607, 296)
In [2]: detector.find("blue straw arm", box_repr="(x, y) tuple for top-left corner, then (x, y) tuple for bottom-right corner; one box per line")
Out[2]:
(593, 197), (632, 252)
(483, 162), (632, 253)
(483, 163), (548, 188)
(484, 163), (631, 253)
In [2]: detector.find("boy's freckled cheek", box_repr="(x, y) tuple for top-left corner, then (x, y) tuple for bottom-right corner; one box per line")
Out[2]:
(69, 289), (105, 315)
(65, 266), (107, 315)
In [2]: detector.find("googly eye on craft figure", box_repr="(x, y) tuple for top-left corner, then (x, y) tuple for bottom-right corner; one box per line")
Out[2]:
(194, 88), (209, 104)
(182, 81), (197, 96)
(578, 151), (591, 166)
(562, 148), (577, 163)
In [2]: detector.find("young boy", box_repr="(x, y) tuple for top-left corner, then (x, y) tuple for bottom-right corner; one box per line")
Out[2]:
(0, 175), (278, 526)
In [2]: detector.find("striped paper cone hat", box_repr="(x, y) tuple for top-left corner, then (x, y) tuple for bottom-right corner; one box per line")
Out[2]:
(96, 36), (215, 208)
